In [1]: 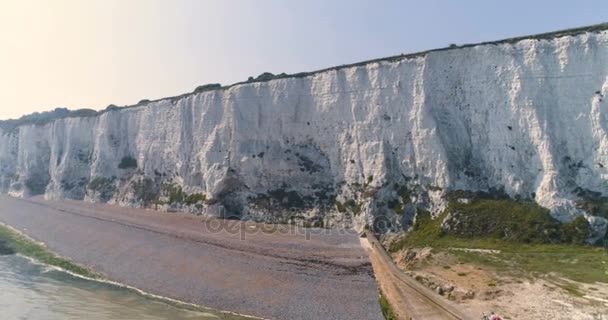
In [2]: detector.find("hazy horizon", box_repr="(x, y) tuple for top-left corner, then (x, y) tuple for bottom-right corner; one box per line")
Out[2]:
(1, 0), (607, 120)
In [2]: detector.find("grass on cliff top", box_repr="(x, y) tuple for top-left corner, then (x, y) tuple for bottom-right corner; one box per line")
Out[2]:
(0, 224), (100, 279)
(389, 201), (608, 283)
(449, 243), (607, 283)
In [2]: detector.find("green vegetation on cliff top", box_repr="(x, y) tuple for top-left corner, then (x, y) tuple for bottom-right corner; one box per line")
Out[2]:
(2, 23), (607, 133)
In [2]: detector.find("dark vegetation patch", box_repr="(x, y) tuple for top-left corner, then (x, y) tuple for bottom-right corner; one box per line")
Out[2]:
(193, 83), (221, 93)
(118, 156), (138, 169)
(388, 199), (404, 214)
(379, 290), (398, 320)
(573, 187), (608, 219)
(161, 183), (206, 206)
(0, 108), (98, 133)
(163, 183), (186, 204)
(185, 193), (206, 205)
(295, 153), (323, 173)
(390, 190), (600, 253)
(250, 183), (336, 218)
(267, 188), (307, 209)
(395, 184), (411, 202)
(25, 175), (49, 196)
(60, 178), (87, 192)
(0, 240), (15, 255)
(0, 225), (99, 278)
(426, 184), (443, 192)
(341, 199), (362, 216)
(245, 72), (289, 83)
(388, 203), (607, 283)
(249, 189), (310, 212)
(334, 200), (347, 213)
(131, 178), (159, 206)
(563, 156), (586, 171)
(87, 176), (116, 202)
(443, 197), (592, 244)
(375, 183), (412, 216)
(88, 177), (109, 190)
(105, 104), (120, 112)
(576, 199), (608, 219)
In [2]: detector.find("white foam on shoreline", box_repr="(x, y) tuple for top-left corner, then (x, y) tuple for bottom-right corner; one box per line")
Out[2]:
(1, 222), (267, 320)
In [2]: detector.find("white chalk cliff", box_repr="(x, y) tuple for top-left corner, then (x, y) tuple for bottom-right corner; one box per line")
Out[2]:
(1, 25), (608, 235)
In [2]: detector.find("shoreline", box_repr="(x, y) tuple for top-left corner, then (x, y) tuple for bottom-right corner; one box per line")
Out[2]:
(0, 195), (382, 320)
(0, 222), (263, 320)
(0, 222), (101, 279)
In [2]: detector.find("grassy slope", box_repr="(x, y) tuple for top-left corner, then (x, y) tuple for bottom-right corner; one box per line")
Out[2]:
(0, 224), (100, 279)
(389, 202), (608, 283)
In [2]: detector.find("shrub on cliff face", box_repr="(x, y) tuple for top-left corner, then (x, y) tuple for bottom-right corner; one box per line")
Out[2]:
(161, 182), (207, 206)
(88, 177), (107, 191)
(388, 199), (404, 214)
(268, 188), (306, 208)
(131, 178), (159, 206)
(25, 175), (49, 196)
(118, 156), (138, 169)
(334, 200), (346, 213)
(163, 183), (186, 204)
(87, 177), (115, 202)
(575, 198), (608, 219)
(185, 193), (206, 205)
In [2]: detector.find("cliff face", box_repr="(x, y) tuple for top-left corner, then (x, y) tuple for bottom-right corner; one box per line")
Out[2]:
(2, 27), (608, 234)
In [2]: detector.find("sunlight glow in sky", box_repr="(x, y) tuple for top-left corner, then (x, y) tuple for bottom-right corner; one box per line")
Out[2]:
(1, 0), (607, 119)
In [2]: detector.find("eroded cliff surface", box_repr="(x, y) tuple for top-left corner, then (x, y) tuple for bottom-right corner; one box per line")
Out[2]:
(2, 26), (608, 236)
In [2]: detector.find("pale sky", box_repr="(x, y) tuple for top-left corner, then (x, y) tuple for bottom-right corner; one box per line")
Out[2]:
(1, 0), (607, 120)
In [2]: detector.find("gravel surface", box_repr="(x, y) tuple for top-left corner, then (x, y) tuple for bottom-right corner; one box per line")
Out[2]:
(0, 195), (382, 320)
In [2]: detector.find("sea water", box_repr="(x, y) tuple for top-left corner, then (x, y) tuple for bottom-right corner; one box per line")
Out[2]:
(0, 254), (228, 320)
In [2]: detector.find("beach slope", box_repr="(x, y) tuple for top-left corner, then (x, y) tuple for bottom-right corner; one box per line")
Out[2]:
(0, 195), (381, 320)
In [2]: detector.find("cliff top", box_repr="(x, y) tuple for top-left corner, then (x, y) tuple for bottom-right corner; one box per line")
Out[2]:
(2, 22), (607, 133)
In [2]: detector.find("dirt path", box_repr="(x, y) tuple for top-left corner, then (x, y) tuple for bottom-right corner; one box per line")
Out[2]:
(0, 195), (382, 320)
(364, 232), (473, 320)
